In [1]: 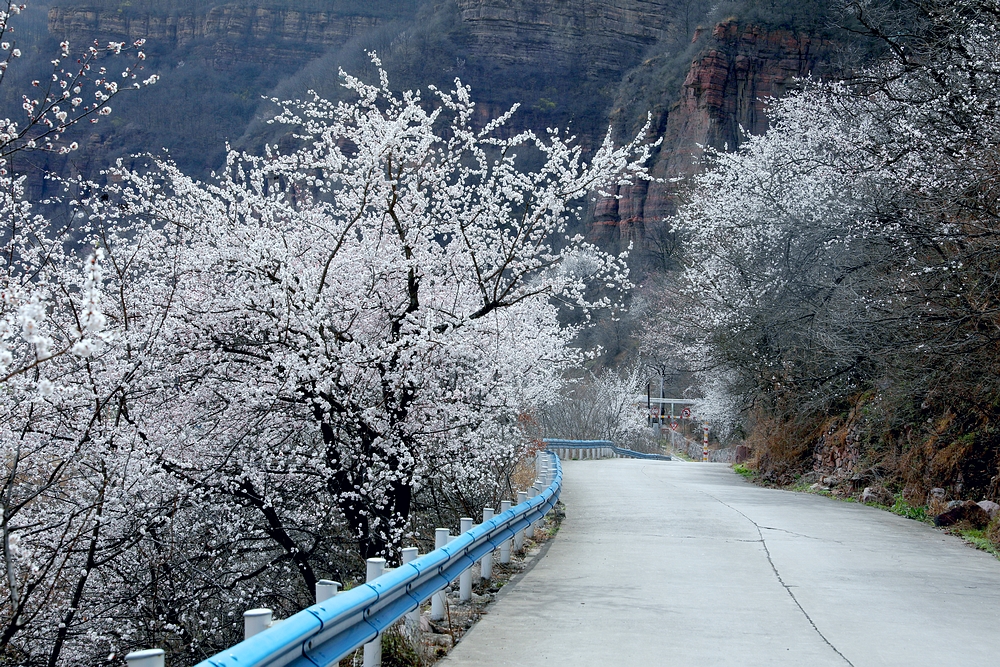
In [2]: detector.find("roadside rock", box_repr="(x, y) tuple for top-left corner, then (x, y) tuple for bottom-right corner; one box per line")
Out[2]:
(427, 620), (451, 635)
(977, 500), (1000, 519)
(426, 633), (453, 647)
(860, 485), (893, 506)
(934, 500), (991, 528)
(926, 488), (950, 515)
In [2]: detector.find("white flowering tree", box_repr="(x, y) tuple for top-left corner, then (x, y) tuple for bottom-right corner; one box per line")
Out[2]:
(91, 59), (654, 567)
(666, 0), (1000, 485)
(539, 364), (656, 451)
(0, 14), (652, 654)
(0, 3), (167, 660)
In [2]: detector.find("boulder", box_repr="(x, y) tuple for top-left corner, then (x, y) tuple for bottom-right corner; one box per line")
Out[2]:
(934, 500), (991, 528)
(860, 485), (893, 505)
(977, 500), (1000, 519)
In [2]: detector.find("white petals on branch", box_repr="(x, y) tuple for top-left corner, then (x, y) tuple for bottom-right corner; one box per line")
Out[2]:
(71, 248), (107, 357)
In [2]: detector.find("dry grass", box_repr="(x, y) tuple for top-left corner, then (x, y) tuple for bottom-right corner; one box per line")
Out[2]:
(510, 456), (539, 494)
(986, 515), (1000, 549)
(744, 409), (817, 485)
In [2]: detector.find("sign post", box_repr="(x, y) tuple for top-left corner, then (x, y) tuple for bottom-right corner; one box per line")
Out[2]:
(702, 422), (709, 462)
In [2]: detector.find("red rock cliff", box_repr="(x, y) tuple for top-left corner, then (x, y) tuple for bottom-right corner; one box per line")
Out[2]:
(594, 21), (834, 248)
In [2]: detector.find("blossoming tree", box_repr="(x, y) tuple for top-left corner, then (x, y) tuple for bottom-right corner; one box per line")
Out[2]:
(0, 39), (658, 661)
(94, 58), (655, 567)
(661, 0), (1000, 485)
(0, 2), (169, 662)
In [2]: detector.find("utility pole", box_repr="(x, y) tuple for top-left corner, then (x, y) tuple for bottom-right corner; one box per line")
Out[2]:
(702, 422), (709, 462)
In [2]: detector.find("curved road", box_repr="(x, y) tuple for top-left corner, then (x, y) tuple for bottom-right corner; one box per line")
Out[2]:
(442, 459), (1000, 666)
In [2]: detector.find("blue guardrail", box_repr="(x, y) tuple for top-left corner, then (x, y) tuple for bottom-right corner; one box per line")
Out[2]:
(542, 438), (672, 461)
(195, 451), (562, 667)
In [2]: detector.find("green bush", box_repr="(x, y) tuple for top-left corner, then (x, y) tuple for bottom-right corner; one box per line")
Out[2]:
(890, 495), (928, 522)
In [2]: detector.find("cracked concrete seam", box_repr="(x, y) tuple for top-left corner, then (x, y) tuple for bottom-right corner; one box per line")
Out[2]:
(705, 492), (857, 667)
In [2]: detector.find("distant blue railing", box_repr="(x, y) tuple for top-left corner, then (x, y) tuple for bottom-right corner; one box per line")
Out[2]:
(542, 438), (672, 462)
(190, 451), (562, 667)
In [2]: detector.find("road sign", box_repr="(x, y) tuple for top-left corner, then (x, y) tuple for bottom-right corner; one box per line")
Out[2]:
(681, 407), (691, 419)
(670, 422), (678, 431)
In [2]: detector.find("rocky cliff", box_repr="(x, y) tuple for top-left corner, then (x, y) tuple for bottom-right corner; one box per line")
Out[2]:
(594, 21), (834, 249)
(47, 4), (387, 62)
(40, 2), (839, 243)
(455, 0), (673, 78)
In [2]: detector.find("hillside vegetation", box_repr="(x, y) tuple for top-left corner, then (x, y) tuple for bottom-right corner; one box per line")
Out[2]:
(654, 0), (1000, 509)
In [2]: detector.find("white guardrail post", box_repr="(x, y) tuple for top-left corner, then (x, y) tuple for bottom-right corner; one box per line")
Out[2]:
(363, 558), (385, 667)
(431, 528), (450, 620)
(244, 608), (273, 640)
(459, 517), (474, 601)
(526, 486), (537, 538)
(402, 546), (420, 634)
(316, 579), (341, 603)
(499, 500), (512, 563)
(480, 507), (494, 580)
(514, 492), (527, 552)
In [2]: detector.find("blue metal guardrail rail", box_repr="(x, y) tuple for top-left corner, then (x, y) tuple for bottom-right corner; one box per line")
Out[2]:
(193, 451), (562, 667)
(542, 438), (672, 462)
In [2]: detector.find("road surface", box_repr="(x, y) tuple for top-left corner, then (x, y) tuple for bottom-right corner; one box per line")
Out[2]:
(442, 459), (1000, 666)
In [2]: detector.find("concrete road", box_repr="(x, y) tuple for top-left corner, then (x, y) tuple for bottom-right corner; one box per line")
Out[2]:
(441, 459), (1000, 666)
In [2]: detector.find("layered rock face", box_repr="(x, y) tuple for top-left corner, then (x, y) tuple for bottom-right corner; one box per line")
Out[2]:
(48, 5), (382, 61)
(44, 2), (836, 245)
(595, 21), (833, 247)
(456, 0), (672, 77)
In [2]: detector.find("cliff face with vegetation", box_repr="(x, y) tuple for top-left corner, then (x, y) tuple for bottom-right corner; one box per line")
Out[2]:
(37, 0), (837, 228)
(594, 20), (833, 247)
